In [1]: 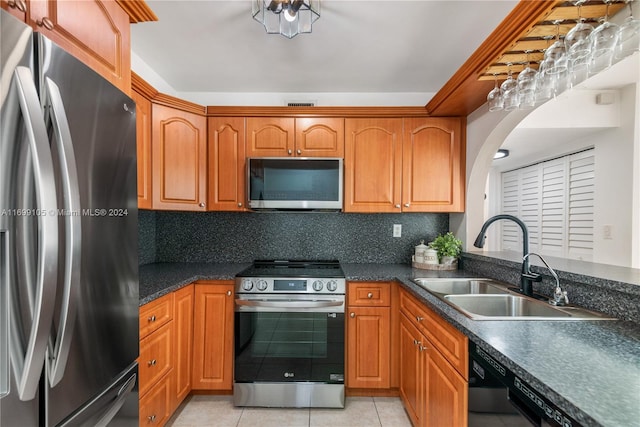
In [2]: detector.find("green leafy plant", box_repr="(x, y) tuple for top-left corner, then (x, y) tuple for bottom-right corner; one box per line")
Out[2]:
(429, 232), (463, 260)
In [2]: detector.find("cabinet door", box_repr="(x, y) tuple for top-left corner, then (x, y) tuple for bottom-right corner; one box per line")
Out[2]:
(295, 117), (344, 157)
(399, 314), (424, 427)
(132, 90), (152, 209)
(139, 372), (172, 427)
(173, 285), (194, 410)
(1, 0), (28, 21)
(208, 117), (246, 211)
(192, 282), (234, 390)
(402, 117), (465, 212)
(152, 104), (207, 211)
(246, 117), (294, 157)
(139, 322), (173, 398)
(29, 0), (131, 93)
(344, 118), (403, 212)
(424, 341), (468, 427)
(346, 306), (390, 389)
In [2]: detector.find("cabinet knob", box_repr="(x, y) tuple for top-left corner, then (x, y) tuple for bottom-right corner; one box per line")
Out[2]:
(296, 149), (302, 155)
(238, 202), (243, 207)
(367, 292), (373, 299)
(37, 17), (54, 30)
(350, 312), (355, 318)
(226, 290), (232, 296)
(147, 315), (156, 322)
(147, 415), (156, 422)
(287, 149), (293, 155)
(7, 0), (26, 12)
(416, 316), (424, 322)
(199, 202), (205, 208)
(395, 204), (401, 209)
(147, 359), (157, 367)
(404, 203), (410, 208)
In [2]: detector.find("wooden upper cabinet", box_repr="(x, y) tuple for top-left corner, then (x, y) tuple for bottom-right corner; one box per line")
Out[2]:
(1, 0), (28, 21)
(402, 117), (465, 212)
(29, 0), (131, 94)
(295, 117), (344, 157)
(246, 117), (294, 157)
(344, 118), (403, 213)
(132, 89), (152, 209)
(152, 104), (207, 211)
(247, 117), (344, 157)
(208, 117), (246, 211)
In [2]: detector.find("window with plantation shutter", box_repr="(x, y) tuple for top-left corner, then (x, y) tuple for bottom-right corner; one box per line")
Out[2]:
(499, 149), (594, 261)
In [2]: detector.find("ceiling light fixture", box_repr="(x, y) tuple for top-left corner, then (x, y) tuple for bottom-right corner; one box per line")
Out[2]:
(494, 149), (510, 160)
(252, 0), (320, 39)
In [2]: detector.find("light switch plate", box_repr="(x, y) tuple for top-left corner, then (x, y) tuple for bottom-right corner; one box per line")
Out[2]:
(393, 224), (402, 238)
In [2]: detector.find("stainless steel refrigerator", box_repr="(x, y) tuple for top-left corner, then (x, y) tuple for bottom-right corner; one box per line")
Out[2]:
(1, 9), (139, 426)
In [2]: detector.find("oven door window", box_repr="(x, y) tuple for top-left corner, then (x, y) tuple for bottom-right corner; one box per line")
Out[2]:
(235, 311), (344, 383)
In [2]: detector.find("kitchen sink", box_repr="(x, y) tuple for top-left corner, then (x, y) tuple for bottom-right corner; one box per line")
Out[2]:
(413, 278), (508, 295)
(412, 278), (616, 320)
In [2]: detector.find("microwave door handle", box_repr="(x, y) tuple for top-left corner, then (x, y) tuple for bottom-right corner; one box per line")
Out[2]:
(42, 77), (82, 387)
(12, 66), (59, 401)
(235, 299), (344, 309)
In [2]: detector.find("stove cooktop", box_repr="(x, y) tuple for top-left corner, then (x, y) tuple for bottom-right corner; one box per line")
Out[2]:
(236, 259), (344, 279)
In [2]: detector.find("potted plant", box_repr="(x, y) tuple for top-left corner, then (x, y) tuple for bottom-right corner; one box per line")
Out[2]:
(429, 232), (463, 264)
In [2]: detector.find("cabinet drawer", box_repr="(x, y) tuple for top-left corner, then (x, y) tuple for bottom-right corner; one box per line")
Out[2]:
(139, 372), (172, 427)
(400, 290), (468, 379)
(140, 293), (174, 339)
(348, 282), (391, 307)
(139, 322), (173, 397)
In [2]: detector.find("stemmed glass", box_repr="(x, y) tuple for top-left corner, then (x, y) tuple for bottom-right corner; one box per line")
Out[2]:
(565, 1), (594, 86)
(545, 21), (570, 95)
(535, 36), (555, 104)
(589, 0), (620, 75)
(517, 51), (538, 109)
(615, 1), (640, 61)
(501, 63), (519, 111)
(487, 74), (504, 112)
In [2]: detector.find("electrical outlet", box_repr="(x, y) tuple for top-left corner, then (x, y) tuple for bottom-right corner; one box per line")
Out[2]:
(393, 224), (402, 238)
(603, 225), (612, 240)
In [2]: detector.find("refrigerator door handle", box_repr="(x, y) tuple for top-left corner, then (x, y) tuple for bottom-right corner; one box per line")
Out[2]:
(12, 66), (59, 401)
(42, 77), (82, 387)
(1, 230), (8, 398)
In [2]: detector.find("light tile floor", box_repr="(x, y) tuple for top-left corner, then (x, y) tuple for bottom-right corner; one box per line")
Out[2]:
(167, 395), (412, 427)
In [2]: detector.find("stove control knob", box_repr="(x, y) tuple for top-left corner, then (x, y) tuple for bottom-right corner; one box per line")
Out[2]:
(326, 280), (338, 292)
(241, 279), (254, 291)
(256, 279), (268, 291)
(312, 280), (324, 292)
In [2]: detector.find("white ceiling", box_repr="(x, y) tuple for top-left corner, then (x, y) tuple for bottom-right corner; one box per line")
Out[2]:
(130, 0), (518, 106)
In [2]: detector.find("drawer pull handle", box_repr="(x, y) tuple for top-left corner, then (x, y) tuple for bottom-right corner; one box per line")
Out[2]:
(8, 0), (27, 12)
(148, 315), (156, 322)
(416, 316), (424, 322)
(147, 359), (157, 366)
(147, 414), (156, 422)
(367, 292), (373, 299)
(37, 17), (54, 30)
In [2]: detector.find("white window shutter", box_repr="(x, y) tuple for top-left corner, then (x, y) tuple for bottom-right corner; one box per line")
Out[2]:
(567, 151), (595, 261)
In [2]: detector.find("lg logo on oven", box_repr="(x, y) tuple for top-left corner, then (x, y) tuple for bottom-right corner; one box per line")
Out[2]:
(284, 372), (295, 378)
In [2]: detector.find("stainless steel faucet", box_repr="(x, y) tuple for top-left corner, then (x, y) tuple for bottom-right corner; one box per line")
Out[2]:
(473, 214), (539, 297)
(523, 252), (569, 306)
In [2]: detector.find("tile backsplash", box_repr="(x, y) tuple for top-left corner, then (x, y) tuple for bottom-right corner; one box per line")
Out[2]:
(139, 211), (449, 264)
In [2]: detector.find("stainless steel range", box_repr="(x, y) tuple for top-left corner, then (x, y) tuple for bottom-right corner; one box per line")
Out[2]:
(234, 260), (346, 408)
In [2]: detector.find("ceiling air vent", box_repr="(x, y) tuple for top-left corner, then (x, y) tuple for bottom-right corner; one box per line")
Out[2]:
(287, 102), (315, 107)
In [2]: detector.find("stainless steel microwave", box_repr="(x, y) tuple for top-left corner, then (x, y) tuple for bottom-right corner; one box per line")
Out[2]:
(247, 157), (343, 210)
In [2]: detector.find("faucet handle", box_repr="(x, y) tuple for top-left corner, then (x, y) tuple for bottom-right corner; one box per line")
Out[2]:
(550, 287), (569, 306)
(522, 271), (542, 282)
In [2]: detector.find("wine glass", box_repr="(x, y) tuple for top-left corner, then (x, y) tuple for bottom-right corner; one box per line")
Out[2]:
(517, 52), (538, 109)
(545, 21), (569, 76)
(535, 37), (555, 104)
(589, 0), (620, 75)
(487, 74), (504, 112)
(501, 64), (519, 111)
(615, 1), (640, 61)
(565, 2), (594, 86)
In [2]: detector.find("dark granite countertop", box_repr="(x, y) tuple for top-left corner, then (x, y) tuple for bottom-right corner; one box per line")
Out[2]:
(139, 262), (640, 427)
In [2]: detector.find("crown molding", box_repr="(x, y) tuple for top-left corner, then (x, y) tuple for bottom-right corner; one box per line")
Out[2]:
(116, 0), (158, 23)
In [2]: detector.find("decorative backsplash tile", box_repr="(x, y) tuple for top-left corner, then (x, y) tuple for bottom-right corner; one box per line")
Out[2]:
(139, 211), (449, 264)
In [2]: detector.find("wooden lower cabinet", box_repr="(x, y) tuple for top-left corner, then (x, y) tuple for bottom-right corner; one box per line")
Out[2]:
(192, 281), (235, 390)
(399, 289), (468, 427)
(173, 284), (194, 411)
(139, 371), (172, 427)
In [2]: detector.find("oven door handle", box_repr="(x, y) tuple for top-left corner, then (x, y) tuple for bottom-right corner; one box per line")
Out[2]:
(235, 299), (344, 309)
